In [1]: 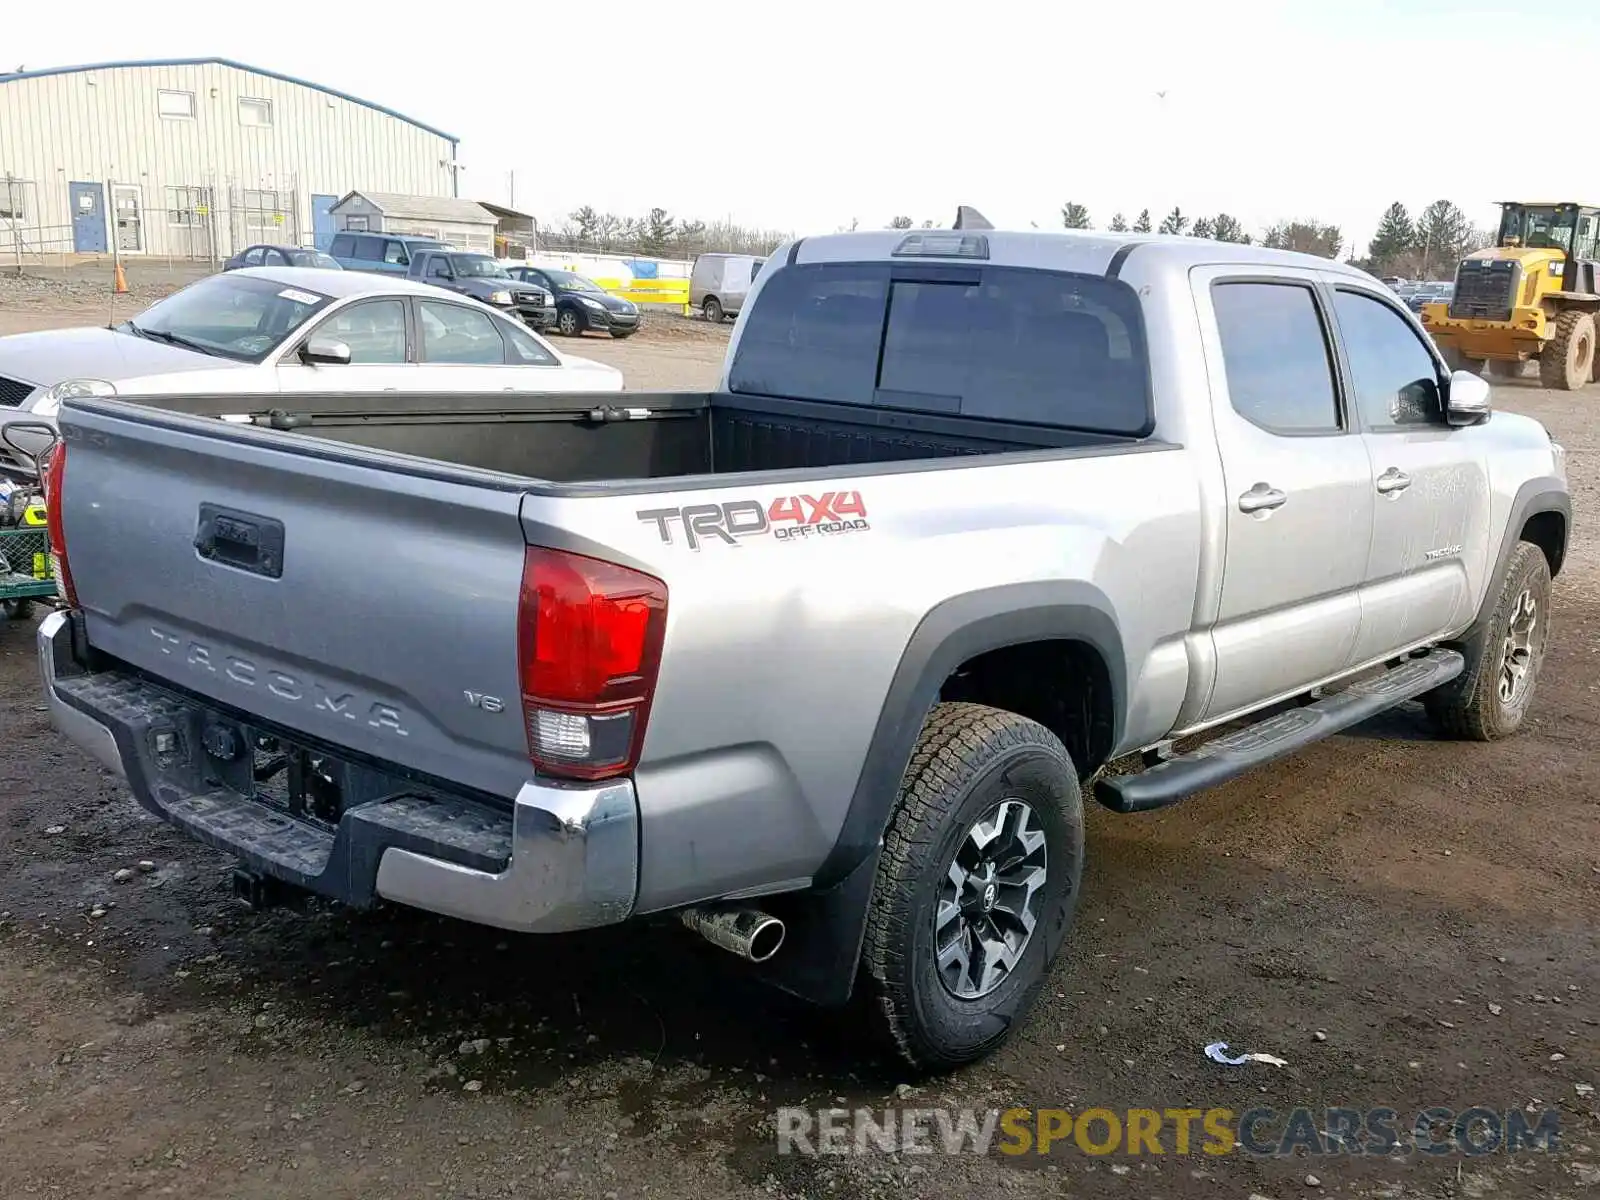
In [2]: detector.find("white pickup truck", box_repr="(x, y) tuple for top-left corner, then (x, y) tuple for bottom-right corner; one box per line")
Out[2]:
(37, 215), (1569, 1070)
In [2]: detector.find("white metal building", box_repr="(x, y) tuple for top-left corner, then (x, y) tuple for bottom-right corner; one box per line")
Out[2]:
(329, 192), (496, 253)
(0, 58), (460, 260)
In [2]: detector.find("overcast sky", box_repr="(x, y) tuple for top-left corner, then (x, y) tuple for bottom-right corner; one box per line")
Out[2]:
(7, 1), (1590, 253)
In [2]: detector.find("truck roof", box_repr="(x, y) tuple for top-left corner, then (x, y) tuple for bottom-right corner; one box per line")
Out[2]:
(783, 228), (1374, 283)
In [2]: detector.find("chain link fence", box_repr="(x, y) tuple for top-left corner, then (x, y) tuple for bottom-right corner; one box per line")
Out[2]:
(2, 175), (306, 272)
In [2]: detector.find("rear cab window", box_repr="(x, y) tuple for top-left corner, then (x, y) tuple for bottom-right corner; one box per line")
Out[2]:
(728, 262), (1153, 435)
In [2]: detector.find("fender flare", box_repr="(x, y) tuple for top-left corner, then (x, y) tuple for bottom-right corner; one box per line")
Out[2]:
(1460, 477), (1569, 644)
(818, 580), (1127, 886)
(752, 582), (1126, 1007)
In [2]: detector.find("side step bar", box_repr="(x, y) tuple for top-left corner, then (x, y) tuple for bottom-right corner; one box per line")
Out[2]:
(1096, 648), (1464, 814)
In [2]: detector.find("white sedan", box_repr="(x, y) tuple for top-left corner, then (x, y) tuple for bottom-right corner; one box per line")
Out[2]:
(0, 267), (623, 472)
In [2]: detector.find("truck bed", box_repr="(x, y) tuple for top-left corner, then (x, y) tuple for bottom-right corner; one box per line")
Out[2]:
(125, 389), (1143, 488)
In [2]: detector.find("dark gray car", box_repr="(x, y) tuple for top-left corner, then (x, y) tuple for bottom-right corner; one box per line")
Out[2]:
(406, 251), (556, 330)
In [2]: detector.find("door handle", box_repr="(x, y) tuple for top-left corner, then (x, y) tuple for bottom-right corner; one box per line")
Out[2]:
(1238, 483), (1288, 514)
(1376, 468), (1412, 495)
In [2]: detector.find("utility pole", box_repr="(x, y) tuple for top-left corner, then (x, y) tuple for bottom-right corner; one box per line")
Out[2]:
(509, 170), (515, 210)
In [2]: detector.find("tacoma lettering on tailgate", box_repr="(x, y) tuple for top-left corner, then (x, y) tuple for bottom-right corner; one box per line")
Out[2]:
(637, 491), (869, 551)
(148, 625), (410, 736)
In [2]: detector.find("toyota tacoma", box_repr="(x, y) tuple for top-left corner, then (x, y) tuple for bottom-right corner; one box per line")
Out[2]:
(37, 215), (1569, 1070)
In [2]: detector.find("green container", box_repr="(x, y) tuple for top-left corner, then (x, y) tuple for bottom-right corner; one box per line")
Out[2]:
(0, 526), (56, 614)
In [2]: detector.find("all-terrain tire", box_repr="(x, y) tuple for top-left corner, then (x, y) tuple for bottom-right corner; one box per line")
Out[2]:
(1423, 541), (1552, 741)
(1538, 311), (1595, 390)
(1489, 358), (1523, 380)
(860, 702), (1084, 1072)
(702, 296), (725, 323)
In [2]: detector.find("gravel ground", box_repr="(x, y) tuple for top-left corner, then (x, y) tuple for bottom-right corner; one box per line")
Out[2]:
(0, 286), (1596, 1199)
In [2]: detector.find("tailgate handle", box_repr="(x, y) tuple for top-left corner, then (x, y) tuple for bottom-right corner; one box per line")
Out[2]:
(194, 504), (285, 579)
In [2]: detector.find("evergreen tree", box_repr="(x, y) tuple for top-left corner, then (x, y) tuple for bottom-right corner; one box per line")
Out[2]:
(1158, 207), (1189, 235)
(1061, 202), (1092, 229)
(1366, 202), (1415, 270)
(1132, 209), (1152, 233)
(1108, 212), (1129, 232)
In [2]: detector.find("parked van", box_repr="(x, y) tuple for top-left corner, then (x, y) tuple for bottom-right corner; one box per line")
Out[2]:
(328, 232), (452, 275)
(690, 253), (766, 322)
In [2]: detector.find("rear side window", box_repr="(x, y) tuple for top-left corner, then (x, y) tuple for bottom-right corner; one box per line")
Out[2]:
(728, 263), (1152, 434)
(1211, 281), (1340, 434)
(329, 234), (354, 257)
(354, 236), (385, 262)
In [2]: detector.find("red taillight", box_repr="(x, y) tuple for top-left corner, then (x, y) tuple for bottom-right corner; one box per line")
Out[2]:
(516, 545), (667, 780)
(41, 441), (76, 607)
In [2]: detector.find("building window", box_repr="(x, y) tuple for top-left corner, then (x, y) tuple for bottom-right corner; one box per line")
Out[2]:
(344, 215), (369, 231)
(157, 89), (194, 119)
(166, 185), (209, 227)
(0, 177), (26, 221)
(238, 97), (272, 127)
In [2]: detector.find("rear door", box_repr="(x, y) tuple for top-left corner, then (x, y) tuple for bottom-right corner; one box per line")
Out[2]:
(412, 299), (518, 391)
(1192, 268), (1374, 721)
(58, 401), (537, 798)
(1326, 284), (1492, 660)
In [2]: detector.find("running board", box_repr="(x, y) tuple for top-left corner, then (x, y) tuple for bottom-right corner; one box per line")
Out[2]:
(1096, 648), (1464, 814)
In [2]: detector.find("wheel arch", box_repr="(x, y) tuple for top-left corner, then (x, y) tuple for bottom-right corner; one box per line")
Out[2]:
(749, 582), (1125, 1008)
(1460, 477), (1568, 647)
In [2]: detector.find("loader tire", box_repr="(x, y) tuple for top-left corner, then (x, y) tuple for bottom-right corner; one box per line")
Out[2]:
(861, 702), (1084, 1072)
(1424, 541), (1552, 741)
(1538, 311), (1595, 390)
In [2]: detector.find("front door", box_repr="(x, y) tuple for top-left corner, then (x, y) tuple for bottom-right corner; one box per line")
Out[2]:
(68, 182), (106, 253)
(274, 297), (416, 394)
(111, 184), (143, 253)
(1326, 285), (1493, 662)
(311, 194), (338, 250)
(1193, 270), (1375, 723)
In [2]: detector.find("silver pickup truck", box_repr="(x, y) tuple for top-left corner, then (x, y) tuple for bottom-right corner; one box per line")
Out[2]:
(37, 220), (1570, 1071)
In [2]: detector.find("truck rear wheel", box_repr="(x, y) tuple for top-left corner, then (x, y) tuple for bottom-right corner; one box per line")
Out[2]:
(702, 296), (724, 323)
(861, 702), (1084, 1071)
(1424, 541), (1551, 741)
(1538, 311), (1595, 390)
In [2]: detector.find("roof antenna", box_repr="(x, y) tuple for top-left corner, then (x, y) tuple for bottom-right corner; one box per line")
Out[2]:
(953, 205), (994, 231)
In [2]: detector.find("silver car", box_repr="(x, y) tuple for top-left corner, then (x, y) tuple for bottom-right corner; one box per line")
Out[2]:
(0, 267), (623, 472)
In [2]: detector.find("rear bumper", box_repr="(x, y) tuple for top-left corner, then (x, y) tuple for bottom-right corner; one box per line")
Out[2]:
(37, 611), (639, 933)
(1423, 304), (1549, 358)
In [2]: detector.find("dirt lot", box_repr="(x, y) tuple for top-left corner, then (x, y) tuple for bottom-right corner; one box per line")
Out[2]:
(0, 277), (1597, 1199)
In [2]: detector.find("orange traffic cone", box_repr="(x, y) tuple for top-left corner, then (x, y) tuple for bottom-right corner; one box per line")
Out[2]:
(112, 263), (128, 295)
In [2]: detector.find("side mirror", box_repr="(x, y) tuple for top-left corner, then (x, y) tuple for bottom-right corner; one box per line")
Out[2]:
(1444, 368), (1492, 426)
(301, 337), (352, 366)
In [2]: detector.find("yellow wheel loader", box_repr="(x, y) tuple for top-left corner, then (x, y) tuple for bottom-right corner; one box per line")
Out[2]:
(1421, 201), (1600, 390)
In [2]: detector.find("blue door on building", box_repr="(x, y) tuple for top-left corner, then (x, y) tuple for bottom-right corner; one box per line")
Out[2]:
(68, 182), (107, 253)
(311, 194), (338, 251)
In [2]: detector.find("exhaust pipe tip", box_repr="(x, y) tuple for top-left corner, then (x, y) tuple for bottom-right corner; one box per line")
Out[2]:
(679, 904), (786, 963)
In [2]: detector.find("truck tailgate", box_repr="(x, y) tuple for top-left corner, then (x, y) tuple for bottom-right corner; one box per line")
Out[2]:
(59, 401), (535, 800)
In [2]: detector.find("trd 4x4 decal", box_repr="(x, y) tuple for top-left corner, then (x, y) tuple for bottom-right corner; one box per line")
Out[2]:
(637, 491), (870, 550)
